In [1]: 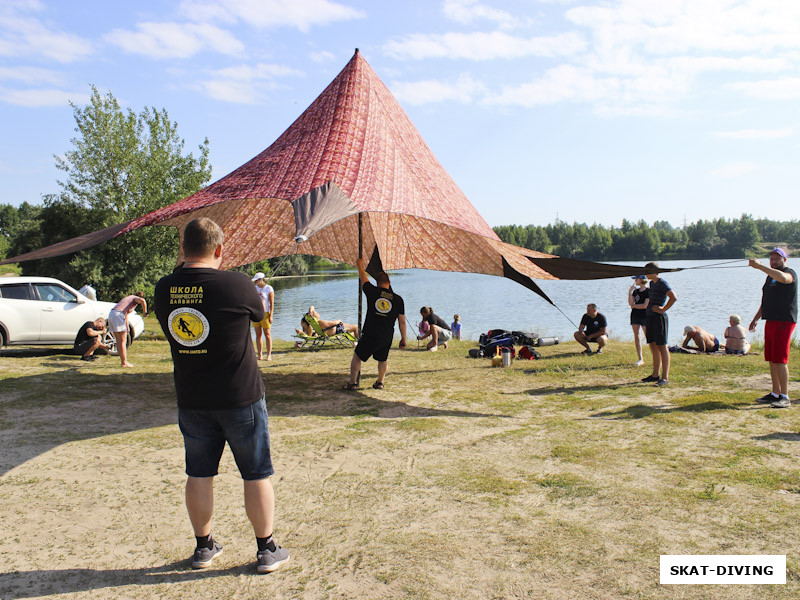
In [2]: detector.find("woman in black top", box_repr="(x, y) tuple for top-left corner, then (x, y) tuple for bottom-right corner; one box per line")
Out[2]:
(629, 276), (649, 366)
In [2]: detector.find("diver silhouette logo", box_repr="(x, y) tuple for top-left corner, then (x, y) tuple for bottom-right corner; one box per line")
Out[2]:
(375, 298), (392, 314)
(168, 307), (210, 346)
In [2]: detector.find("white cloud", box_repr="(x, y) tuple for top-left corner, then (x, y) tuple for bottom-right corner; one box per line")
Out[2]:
(391, 74), (487, 105)
(0, 1), (92, 62)
(0, 66), (64, 85)
(485, 65), (618, 106)
(179, 0), (365, 32)
(713, 129), (793, 140)
(384, 31), (585, 60)
(709, 162), (758, 178)
(198, 62), (303, 103)
(386, 1), (800, 113)
(0, 86), (89, 107)
(105, 22), (244, 59)
(730, 78), (800, 100)
(442, 0), (518, 30)
(309, 50), (336, 63)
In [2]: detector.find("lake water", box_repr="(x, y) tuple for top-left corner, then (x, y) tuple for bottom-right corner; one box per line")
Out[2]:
(265, 258), (800, 345)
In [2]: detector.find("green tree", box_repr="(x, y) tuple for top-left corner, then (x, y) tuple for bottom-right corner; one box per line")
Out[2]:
(22, 86), (211, 299)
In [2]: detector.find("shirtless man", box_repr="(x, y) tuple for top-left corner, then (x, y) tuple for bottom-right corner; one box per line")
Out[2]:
(682, 325), (719, 353)
(298, 306), (358, 337)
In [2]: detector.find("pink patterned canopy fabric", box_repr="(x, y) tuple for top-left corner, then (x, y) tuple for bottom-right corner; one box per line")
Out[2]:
(4, 51), (660, 298)
(117, 50), (557, 289)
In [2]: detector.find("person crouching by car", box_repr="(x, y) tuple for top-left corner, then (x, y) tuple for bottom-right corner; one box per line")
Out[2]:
(74, 318), (109, 362)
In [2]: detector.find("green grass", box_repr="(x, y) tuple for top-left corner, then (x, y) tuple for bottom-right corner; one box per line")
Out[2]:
(2, 338), (800, 599)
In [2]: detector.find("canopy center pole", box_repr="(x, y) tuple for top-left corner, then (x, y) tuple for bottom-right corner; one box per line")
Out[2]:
(357, 213), (363, 337)
(357, 213), (363, 387)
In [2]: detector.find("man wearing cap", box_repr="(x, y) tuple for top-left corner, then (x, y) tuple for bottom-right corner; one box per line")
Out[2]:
(251, 272), (275, 361)
(749, 247), (797, 408)
(681, 325), (719, 353)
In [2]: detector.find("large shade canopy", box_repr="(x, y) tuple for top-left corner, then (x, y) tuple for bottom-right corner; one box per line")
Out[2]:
(3, 50), (672, 302)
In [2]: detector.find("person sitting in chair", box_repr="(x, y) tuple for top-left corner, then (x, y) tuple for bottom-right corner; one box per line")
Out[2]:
(297, 306), (358, 338)
(574, 303), (608, 355)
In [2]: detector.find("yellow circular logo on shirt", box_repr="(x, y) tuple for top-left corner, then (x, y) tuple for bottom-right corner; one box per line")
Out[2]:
(375, 298), (392, 314)
(168, 308), (209, 347)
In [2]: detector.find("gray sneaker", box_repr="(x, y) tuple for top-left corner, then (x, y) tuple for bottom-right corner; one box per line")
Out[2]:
(756, 393), (779, 404)
(582, 348), (593, 355)
(771, 398), (791, 408)
(257, 545), (290, 573)
(656, 378), (669, 387)
(192, 540), (223, 569)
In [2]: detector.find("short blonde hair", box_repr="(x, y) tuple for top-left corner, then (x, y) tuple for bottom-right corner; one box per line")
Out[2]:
(183, 218), (224, 257)
(730, 314), (742, 325)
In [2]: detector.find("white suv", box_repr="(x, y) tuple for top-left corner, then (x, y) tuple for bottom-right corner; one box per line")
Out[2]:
(0, 276), (144, 355)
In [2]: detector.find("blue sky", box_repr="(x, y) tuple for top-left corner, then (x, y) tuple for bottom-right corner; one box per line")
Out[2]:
(1, 0), (799, 228)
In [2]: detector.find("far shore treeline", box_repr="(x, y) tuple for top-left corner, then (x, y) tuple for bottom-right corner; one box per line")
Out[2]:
(492, 216), (796, 261)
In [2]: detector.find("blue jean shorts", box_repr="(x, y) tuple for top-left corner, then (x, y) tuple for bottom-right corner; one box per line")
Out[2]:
(178, 396), (274, 480)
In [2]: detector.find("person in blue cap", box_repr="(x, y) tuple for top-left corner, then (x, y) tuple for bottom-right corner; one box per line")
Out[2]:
(628, 275), (649, 366)
(749, 247), (797, 408)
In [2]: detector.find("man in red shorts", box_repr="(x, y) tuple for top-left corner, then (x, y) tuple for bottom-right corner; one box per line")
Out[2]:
(749, 247), (797, 408)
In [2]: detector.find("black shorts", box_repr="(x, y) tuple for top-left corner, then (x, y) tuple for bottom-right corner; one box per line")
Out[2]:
(630, 311), (647, 327)
(645, 312), (668, 345)
(74, 339), (97, 355)
(355, 333), (393, 362)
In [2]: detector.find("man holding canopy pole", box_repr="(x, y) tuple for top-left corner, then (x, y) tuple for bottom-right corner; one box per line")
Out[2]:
(749, 247), (797, 409)
(344, 258), (407, 390)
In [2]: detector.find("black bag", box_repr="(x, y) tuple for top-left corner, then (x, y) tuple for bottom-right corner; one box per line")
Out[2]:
(481, 334), (515, 356)
(512, 331), (537, 346)
(468, 348), (484, 358)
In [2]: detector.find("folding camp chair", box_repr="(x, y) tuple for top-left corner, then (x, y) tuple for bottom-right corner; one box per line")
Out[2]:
(293, 313), (357, 348)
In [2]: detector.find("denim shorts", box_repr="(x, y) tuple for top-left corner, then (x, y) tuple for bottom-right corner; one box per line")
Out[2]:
(178, 396), (274, 480)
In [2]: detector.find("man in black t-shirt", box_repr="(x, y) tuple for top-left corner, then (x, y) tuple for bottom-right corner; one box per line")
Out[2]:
(574, 303), (608, 355)
(642, 262), (677, 387)
(749, 247), (798, 408)
(344, 258), (407, 390)
(154, 217), (289, 574)
(73, 317), (108, 361)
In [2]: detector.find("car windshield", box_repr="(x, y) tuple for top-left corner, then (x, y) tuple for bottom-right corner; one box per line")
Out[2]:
(34, 284), (77, 303)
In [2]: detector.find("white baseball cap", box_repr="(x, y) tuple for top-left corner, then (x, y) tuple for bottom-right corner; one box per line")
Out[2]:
(252, 272), (266, 281)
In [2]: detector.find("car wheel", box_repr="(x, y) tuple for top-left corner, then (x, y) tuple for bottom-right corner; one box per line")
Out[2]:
(102, 328), (133, 356)
(0, 328), (5, 351)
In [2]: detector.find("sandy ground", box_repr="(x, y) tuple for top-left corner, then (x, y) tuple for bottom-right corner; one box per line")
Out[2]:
(1, 342), (799, 599)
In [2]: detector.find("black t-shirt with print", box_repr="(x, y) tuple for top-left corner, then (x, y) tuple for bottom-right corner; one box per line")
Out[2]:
(580, 312), (607, 336)
(631, 286), (648, 320)
(155, 267), (265, 410)
(762, 266), (798, 323)
(362, 281), (404, 340)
